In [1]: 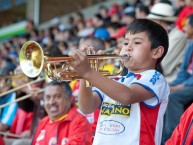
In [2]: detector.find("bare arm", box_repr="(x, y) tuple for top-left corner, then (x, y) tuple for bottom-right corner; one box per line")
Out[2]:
(83, 69), (154, 105)
(78, 80), (101, 114)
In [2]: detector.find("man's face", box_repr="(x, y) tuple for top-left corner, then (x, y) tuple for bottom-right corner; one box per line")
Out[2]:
(44, 85), (70, 121)
(184, 19), (193, 39)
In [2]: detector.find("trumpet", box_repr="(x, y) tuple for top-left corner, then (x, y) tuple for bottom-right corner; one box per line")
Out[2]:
(19, 41), (129, 81)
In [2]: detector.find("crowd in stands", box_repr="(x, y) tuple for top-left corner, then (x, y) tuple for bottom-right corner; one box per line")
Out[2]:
(0, 0), (193, 144)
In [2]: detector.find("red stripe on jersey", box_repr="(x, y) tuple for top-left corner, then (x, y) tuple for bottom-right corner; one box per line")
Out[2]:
(139, 103), (160, 145)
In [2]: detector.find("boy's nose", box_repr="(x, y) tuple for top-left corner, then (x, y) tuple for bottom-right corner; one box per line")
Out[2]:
(125, 45), (132, 51)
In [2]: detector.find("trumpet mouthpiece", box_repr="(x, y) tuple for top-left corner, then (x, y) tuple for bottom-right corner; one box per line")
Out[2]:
(121, 54), (130, 60)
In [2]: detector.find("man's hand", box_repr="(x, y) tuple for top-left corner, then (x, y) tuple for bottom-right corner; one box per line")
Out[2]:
(0, 122), (9, 132)
(20, 130), (31, 138)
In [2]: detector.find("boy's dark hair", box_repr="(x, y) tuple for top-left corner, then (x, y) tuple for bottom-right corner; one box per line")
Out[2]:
(45, 81), (72, 98)
(187, 13), (193, 27)
(126, 19), (169, 65)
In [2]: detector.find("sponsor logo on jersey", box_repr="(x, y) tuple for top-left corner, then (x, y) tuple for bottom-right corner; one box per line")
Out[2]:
(150, 71), (160, 85)
(101, 102), (131, 116)
(98, 120), (125, 135)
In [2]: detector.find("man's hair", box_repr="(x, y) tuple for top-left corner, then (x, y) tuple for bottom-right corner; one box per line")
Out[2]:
(45, 81), (72, 98)
(126, 19), (169, 65)
(187, 13), (193, 27)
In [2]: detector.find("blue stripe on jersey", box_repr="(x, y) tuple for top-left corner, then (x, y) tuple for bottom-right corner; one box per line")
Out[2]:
(126, 72), (135, 78)
(93, 90), (103, 102)
(131, 82), (159, 108)
(121, 72), (135, 83)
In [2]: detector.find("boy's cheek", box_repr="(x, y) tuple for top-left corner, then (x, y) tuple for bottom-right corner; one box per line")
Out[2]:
(119, 49), (126, 55)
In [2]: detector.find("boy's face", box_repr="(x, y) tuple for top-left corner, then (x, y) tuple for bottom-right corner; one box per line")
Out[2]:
(120, 32), (154, 72)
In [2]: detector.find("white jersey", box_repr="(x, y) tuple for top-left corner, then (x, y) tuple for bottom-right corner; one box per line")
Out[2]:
(92, 70), (169, 145)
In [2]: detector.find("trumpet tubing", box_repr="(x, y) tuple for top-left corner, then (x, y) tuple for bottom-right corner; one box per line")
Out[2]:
(19, 41), (127, 81)
(0, 78), (45, 97)
(0, 74), (26, 79)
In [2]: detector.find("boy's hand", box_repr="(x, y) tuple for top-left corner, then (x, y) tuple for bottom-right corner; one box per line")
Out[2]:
(68, 49), (93, 78)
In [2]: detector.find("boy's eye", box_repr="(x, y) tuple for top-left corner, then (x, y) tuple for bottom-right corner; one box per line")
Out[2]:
(123, 42), (128, 46)
(135, 42), (141, 44)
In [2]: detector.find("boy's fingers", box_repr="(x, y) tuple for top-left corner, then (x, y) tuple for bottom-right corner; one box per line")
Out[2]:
(69, 50), (80, 60)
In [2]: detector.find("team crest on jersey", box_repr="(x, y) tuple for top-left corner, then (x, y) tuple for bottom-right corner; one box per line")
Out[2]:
(150, 71), (160, 85)
(49, 137), (57, 145)
(85, 113), (94, 123)
(36, 130), (45, 142)
(101, 102), (131, 117)
(61, 138), (68, 145)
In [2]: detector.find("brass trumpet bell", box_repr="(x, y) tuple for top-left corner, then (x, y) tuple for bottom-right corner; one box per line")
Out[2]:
(19, 41), (126, 81)
(20, 41), (43, 78)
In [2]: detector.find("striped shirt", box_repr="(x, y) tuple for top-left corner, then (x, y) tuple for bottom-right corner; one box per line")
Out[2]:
(0, 92), (18, 126)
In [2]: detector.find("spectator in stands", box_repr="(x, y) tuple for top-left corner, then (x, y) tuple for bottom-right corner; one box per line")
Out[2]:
(58, 41), (69, 55)
(165, 103), (193, 145)
(161, 13), (193, 144)
(135, 3), (150, 19)
(74, 12), (85, 26)
(94, 27), (110, 41)
(32, 81), (92, 145)
(4, 65), (45, 145)
(110, 12), (121, 23)
(92, 13), (104, 29)
(121, 6), (136, 25)
(107, 22), (123, 38)
(172, 0), (185, 16)
(98, 5), (110, 24)
(0, 58), (17, 132)
(147, 2), (187, 82)
(77, 20), (94, 37)
(165, 0), (193, 81)
(129, 0), (141, 7)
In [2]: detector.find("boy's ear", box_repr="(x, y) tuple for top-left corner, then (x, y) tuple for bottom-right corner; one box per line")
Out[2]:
(152, 46), (164, 59)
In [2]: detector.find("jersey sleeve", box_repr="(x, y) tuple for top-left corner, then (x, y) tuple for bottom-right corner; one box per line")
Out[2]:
(92, 87), (104, 102)
(131, 70), (169, 107)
